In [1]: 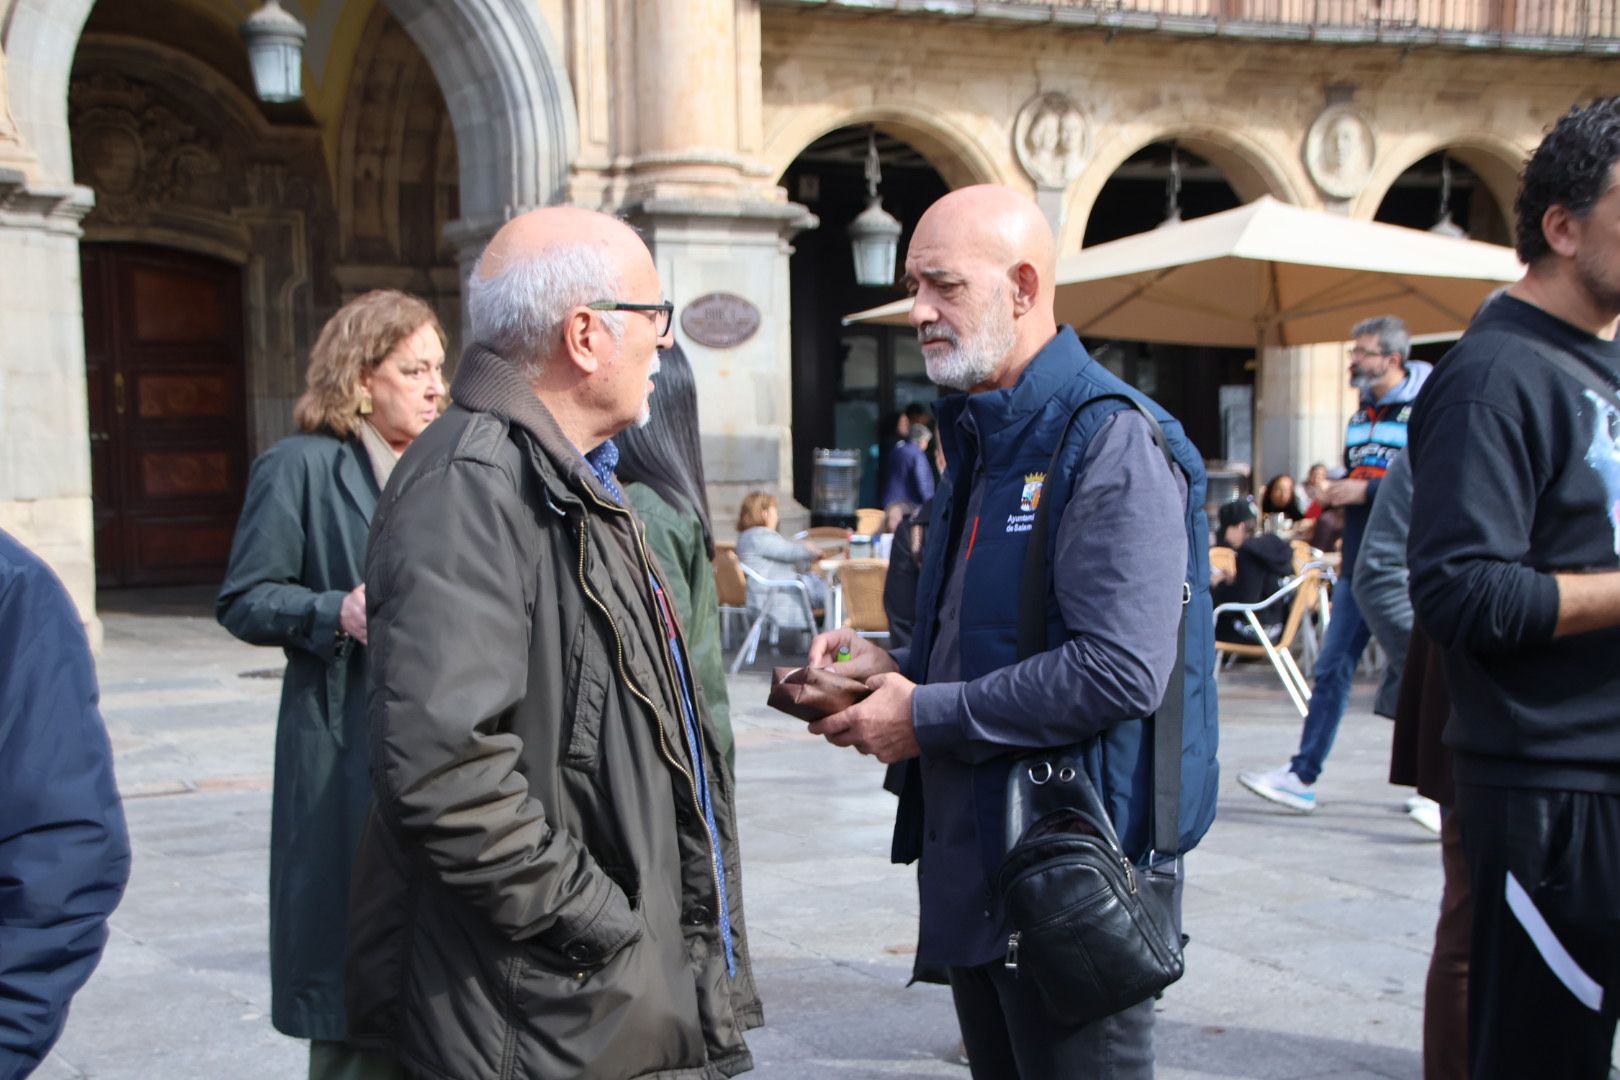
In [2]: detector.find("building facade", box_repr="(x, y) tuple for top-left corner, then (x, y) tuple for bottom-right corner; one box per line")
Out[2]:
(1, 0), (1613, 636)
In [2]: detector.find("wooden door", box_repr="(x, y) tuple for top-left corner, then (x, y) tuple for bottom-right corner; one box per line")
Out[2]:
(81, 245), (248, 587)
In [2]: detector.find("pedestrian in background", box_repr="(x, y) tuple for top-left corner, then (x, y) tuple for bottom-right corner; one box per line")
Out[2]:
(1409, 96), (1620, 1079)
(0, 531), (130, 1080)
(217, 289), (444, 1079)
(1239, 314), (1431, 813)
(617, 342), (735, 770)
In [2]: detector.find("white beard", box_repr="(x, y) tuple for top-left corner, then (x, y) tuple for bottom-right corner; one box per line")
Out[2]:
(919, 312), (1013, 391)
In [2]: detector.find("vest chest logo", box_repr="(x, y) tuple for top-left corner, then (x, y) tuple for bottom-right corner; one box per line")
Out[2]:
(1019, 472), (1045, 512)
(1006, 472), (1044, 533)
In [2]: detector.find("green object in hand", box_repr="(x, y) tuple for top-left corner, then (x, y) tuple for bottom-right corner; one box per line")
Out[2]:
(835, 645), (852, 663)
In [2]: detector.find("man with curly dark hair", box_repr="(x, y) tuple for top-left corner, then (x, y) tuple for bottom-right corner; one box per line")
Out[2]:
(1409, 96), (1620, 1078)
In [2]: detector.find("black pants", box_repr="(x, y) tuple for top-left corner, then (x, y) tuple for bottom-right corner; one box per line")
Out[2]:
(1455, 783), (1620, 1079)
(948, 961), (1155, 1079)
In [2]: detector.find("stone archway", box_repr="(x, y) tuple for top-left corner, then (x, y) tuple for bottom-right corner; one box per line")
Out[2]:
(0, 0), (579, 624)
(381, 0), (578, 291)
(1065, 122), (1300, 254)
(765, 104), (1003, 194)
(1353, 134), (1524, 239)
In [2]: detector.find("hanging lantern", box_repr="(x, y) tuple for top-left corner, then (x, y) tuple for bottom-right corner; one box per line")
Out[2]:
(849, 129), (904, 287)
(1429, 155), (1468, 239)
(241, 1), (307, 105)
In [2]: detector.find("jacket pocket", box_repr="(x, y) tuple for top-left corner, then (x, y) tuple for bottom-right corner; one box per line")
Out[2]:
(562, 621), (611, 771)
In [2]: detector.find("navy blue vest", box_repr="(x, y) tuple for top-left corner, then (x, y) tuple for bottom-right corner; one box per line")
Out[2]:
(897, 328), (1219, 866)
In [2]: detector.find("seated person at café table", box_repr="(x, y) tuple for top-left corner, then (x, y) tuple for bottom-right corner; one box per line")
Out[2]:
(1211, 499), (1294, 644)
(735, 491), (828, 629)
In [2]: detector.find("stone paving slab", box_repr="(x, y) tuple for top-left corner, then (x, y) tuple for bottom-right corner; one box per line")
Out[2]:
(36, 592), (1606, 1077)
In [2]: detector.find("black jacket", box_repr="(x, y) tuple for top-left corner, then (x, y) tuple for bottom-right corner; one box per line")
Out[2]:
(1409, 296), (1620, 792)
(347, 347), (760, 1079)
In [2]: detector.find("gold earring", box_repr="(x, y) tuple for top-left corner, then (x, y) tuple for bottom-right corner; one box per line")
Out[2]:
(358, 392), (373, 415)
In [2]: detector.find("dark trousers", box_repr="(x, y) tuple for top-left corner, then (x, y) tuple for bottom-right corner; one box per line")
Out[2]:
(948, 961), (1155, 1080)
(1424, 807), (1471, 1080)
(1455, 783), (1620, 1079)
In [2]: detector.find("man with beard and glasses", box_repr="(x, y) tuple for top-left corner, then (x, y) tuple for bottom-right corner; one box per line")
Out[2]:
(802, 185), (1219, 1079)
(1238, 313), (1431, 814)
(1408, 97), (1620, 1079)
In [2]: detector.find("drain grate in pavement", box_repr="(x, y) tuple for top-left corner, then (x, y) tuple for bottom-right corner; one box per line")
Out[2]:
(240, 667), (285, 680)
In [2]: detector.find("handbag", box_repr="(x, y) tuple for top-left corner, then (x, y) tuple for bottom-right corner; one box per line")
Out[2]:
(766, 665), (873, 723)
(995, 394), (1190, 1026)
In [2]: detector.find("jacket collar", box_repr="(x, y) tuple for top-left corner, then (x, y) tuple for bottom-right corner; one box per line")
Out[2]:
(334, 439), (379, 524)
(450, 344), (624, 509)
(935, 326), (1095, 469)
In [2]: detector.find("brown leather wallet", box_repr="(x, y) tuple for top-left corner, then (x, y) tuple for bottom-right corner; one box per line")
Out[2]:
(767, 666), (873, 723)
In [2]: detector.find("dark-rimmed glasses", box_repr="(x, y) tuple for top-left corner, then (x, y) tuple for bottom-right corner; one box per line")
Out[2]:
(587, 299), (674, 337)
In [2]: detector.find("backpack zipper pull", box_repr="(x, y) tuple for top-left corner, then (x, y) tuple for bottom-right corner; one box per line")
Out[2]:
(1004, 932), (1021, 973)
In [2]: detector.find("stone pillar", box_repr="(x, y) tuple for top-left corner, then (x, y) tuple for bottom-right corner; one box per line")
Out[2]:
(0, 168), (100, 644)
(626, 199), (816, 530)
(616, 0), (815, 514)
(1256, 341), (1354, 484)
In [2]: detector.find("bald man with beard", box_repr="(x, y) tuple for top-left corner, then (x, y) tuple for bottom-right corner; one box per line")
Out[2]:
(808, 186), (1219, 1078)
(344, 207), (762, 1079)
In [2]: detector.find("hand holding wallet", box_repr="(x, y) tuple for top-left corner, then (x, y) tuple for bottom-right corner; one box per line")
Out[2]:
(767, 666), (874, 723)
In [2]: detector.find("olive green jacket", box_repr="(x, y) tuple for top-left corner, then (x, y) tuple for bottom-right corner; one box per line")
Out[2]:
(347, 346), (760, 1080)
(217, 432), (378, 1041)
(626, 483), (734, 770)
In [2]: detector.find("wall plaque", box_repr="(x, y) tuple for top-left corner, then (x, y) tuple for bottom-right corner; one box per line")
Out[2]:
(681, 292), (761, 349)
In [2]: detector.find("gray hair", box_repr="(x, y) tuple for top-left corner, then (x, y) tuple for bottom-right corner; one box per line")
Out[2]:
(467, 243), (625, 381)
(1351, 315), (1411, 364)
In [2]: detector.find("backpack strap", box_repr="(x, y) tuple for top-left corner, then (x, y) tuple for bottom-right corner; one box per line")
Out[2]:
(1015, 392), (1188, 858)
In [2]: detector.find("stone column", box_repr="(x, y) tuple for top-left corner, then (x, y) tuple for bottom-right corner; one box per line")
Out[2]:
(0, 168), (100, 644)
(1256, 341), (1354, 484)
(618, 0), (815, 518)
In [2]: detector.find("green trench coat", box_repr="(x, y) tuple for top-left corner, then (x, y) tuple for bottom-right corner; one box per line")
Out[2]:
(217, 432), (379, 1042)
(625, 483), (734, 770)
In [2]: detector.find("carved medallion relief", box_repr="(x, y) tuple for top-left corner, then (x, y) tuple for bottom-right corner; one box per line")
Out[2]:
(1014, 92), (1090, 189)
(1304, 105), (1377, 200)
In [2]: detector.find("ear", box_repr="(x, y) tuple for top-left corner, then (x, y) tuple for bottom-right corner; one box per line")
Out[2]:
(1541, 204), (1582, 259)
(1010, 261), (1040, 316)
(559, 307), (605, 375)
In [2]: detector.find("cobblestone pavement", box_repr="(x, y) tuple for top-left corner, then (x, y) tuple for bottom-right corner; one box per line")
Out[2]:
(37, 588), (1479, 1079)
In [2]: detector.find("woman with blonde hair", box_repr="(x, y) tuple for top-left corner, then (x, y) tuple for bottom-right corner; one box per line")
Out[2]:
(217, 289), (444, 1080)
(735, 491), (828, 631)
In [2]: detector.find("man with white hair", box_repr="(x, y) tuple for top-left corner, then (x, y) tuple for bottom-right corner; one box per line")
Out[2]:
(344, 207), (762, 1079)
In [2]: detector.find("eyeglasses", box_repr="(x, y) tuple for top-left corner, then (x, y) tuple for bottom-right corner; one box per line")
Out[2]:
(1348, 346), (1388, 359)
(587, 299), (674, 337)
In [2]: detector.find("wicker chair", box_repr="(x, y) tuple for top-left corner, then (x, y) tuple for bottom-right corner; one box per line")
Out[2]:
(853, 507), (887, 537)
(712, 543), (750, 648)
(836, 558), (890, 640)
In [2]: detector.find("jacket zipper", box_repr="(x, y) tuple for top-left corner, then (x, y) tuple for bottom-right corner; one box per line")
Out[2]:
(571, 508), (726, 915)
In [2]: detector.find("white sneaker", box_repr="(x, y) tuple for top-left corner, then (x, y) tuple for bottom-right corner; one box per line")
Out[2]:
(1406, 795), (1442, 836)
(1238, 765), (1317, 813)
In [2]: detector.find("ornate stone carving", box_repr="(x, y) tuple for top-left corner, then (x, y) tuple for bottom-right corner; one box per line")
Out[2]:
(1304, 104), (1376, 200)
(1013, 92), (1089, 189)
(69, 72), (225, 225)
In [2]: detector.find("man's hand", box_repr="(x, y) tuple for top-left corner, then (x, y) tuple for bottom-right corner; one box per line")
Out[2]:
(808, 672), (920, 763)
(339, 583), (368, 645)
(1322, 478), (1369, 508)
(807, 629), (899, 681)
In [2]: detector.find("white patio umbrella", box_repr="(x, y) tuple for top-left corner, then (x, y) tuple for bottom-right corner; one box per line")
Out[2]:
(842, 195), (1523, 471)
(843, 195), (1522, 344)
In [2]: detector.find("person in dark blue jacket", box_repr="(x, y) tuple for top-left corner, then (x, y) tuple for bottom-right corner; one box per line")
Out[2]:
(0, 530), (130, 1078)
(805, 185), (1217, 1079)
